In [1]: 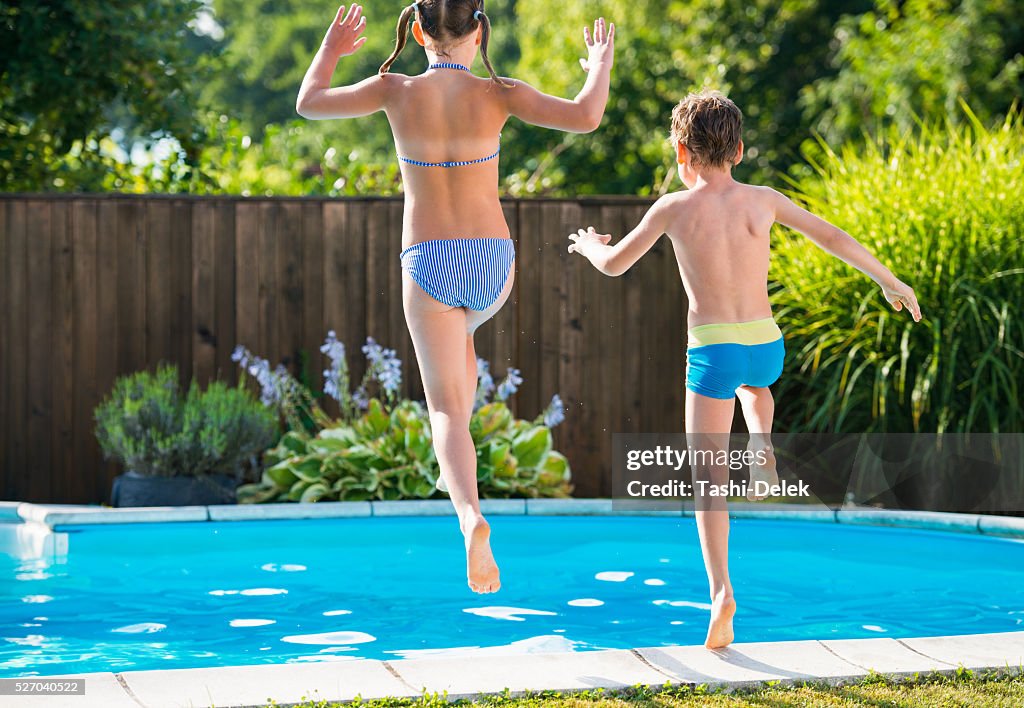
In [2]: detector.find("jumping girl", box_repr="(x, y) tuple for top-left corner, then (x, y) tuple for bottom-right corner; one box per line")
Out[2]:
(297, 2), (615, 594)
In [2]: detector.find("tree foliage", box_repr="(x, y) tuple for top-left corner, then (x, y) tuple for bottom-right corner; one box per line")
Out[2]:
(2, 0), (1021, 195)
(0, 0), (211, 191)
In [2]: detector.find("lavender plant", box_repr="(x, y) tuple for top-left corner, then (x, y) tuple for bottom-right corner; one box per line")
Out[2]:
(235, 333), (572, 503)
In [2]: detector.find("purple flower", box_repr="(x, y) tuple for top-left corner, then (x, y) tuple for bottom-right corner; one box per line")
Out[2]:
(474, 358), (494, 410)
(496, 368), (523, 402)
(232, 345), (281, 406)
(362, 337), (402, 396)
(320, 330), (349, 404)
(542, 394), (566, 428)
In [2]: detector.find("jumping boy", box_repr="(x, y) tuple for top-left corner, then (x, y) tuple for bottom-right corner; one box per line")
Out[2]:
(567, 90), (921, 648)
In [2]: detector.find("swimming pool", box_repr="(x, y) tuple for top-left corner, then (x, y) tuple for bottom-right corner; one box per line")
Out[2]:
(2, 514), (1023, 678)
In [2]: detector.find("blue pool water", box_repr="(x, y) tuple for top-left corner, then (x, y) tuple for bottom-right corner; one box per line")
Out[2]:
(2, 515), (1023, 677)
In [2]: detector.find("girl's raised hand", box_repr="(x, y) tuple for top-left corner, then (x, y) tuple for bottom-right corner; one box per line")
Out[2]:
(323, 4), (368, 57)
(580, 17), (615, 73)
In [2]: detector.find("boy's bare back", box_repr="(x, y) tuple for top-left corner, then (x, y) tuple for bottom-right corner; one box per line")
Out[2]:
(660, 182), (779, 328)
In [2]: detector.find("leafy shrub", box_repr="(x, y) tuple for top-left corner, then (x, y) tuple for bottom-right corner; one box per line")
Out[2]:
(771, 106), (1024, 432)
(233, 333), (571, 502)
(94, 365), (279, 478)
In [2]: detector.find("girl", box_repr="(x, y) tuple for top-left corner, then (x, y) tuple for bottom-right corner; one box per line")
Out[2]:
(297, 2), (615, 594)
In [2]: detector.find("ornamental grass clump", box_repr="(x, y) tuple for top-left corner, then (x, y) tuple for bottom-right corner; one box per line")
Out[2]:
(772, 106), (1023, 432)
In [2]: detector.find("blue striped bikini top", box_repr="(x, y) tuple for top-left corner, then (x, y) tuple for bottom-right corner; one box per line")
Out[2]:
(397, 139), (500, 169)
(397, 63), (501, 168)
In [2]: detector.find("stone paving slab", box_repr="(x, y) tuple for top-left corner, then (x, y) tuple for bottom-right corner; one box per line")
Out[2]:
(526, 499), (615, 515)
(389, 648), (671, 697)
(371, 500), (456, 517)
(820, 637), (956, 675)
(209, 501), (371, 521)
(899, 631), (1024, 671)
(121, 658), (408, 707)
(20, 504), (209, 528)
(728, 503), (837, 522)
(2, 672), (138, 708)
(637, 639), (865, 687)
(978, 514), (1024, 539)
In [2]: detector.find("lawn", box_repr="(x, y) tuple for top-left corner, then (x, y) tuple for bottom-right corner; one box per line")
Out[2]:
(275, 670), (1024, 708)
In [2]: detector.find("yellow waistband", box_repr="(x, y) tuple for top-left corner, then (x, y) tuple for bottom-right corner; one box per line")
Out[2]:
(687, 317), (782, 347)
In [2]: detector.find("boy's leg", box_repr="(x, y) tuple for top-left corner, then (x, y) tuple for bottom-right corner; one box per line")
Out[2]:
(686, 389), (737, 649)
(735, 385), (778, 501)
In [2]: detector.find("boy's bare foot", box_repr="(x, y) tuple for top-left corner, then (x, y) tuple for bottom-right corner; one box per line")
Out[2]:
(746, 446), (778, 501)
(705, 590), (736, 649)
(462, 515), (500, 594)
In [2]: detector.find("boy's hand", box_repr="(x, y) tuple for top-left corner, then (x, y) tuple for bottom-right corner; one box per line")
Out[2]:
(323, 4), (368, 57)
(881, 279), (922, 322)
(580, 17), (615, 73)
(568, 227), (611, 255)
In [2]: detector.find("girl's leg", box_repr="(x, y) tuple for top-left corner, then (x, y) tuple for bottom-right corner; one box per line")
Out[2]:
(735, 385), (778, 501)
(686, 389), (737, 649)
(463, 263), (516, 406)
(403, 273), (500, 594)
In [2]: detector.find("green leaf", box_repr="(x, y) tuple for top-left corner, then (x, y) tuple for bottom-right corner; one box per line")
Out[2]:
(471, 402), (513, 442)
(265, 460), (299, 488)
(300, 482), (329, 503)
(512, 426), (552, 469)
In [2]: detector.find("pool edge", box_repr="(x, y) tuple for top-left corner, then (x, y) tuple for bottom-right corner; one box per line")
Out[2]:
(6, 500), (1024, 540)
(13, 631), (1024, 707)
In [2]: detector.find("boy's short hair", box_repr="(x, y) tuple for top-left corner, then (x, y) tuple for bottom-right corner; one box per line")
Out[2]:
(670, 90), (743, 168)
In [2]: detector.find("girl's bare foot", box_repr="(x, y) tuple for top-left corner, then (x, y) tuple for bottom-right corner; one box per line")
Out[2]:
(746, 445), (778, 501)
(462, 515), (500, 594)
(704, 589), (736, 649)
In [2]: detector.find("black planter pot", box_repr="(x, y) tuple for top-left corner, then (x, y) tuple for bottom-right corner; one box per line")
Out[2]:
(110, 470), (238, 507)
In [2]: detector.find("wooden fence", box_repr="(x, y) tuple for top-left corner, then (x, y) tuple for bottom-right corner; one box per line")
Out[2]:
(0, 194), (686, 504)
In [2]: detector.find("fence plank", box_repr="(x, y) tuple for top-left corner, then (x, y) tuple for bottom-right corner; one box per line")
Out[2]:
(95, 200), (119, 501)
(146, 201), (173, 372)
(213, 201), (237, 382)
(5, 201), (28, 500)
(301, 202), (324, 394)
(26, 200), (53, 503)
(70, 201), (99, 504)
(169, 200), (193, 385)
(50, 201), (74, 502)
(235, 201), (260, 356)
(0, 200), (7, 496)
(277, 201), (304, 376)
(116, 200), (147, 374)
(513, 201), (544, 421)
(365, 200), (391, 361)
(191, 201), (218, 386)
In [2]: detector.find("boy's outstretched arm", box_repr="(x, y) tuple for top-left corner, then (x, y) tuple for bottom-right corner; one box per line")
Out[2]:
(771, 190), (922, 322)
(567, 198), (670, 276)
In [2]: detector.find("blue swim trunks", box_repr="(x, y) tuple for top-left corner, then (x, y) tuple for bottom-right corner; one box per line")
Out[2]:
(685, 317), (785, 399)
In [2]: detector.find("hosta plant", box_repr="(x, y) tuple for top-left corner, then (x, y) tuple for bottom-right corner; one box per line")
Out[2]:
(234, 334), (571, 502)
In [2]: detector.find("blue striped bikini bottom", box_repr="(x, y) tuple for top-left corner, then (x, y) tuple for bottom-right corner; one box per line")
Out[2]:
(400, 237), (515, 311)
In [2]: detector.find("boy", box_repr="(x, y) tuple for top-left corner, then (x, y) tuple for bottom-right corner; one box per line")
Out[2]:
(568, 90), (921, 649)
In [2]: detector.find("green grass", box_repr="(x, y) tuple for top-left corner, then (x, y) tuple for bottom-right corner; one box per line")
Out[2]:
(271, 669), (1024, 707)
(771, 105), (1024, 433)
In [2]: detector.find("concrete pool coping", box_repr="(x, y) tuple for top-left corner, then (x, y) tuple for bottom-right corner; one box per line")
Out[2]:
(7, 632), (1024, 708)
(3, 498), (1024, 538)
(3, 499), (1024, 707)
